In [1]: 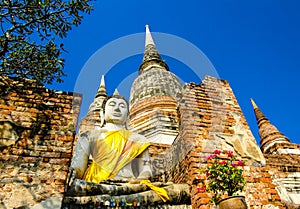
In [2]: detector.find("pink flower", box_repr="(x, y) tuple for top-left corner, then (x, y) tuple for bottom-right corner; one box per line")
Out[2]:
(238, 160), (244, 166)
(220, 160), (226, 165)
(206, 170), (210, 177)
(214, 150), (221, 155)
(231, 162), (236, 167)
(227, 151), (233, 158)
(197, 186), (206, 192)
(207, 154), (215, 160)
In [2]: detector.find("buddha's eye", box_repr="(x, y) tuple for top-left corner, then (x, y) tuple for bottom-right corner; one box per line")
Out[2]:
(119, 103), (126, 109)
(108, 101), (116, 106)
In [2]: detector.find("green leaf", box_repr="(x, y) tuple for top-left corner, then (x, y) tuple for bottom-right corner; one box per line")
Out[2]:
(0, 0), (94, 84)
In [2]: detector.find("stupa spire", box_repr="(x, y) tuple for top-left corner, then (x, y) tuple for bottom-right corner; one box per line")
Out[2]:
(95, 75), (107, 98)
(139, 25), (169, 74)
(250, 98), (258, 109)
(145, 24), (155, 46)
(250, 98), (268, 126)
(250, 98), (290, 153)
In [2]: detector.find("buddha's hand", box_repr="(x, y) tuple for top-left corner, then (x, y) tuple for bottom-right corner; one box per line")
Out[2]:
(128, 178), (141, 184)
(137, 170), (151, 180)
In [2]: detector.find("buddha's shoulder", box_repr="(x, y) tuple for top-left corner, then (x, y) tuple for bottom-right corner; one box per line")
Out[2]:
(129, 132), (148, 142)
(78, 129), (108, 138)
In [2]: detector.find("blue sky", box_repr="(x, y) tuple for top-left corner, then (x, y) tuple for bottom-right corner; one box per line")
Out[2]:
(48, 0), (300, 145)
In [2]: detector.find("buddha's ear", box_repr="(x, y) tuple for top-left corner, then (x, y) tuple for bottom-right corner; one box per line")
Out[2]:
(100, 108), (105, 127)
(125, 115), (129, 129)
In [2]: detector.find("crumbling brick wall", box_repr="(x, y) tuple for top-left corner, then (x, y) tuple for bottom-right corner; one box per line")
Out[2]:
(0, 77), (82, 208)
(166, 76), (294, 209)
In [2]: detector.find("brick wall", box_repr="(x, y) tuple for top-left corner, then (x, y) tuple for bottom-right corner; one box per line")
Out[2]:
(0, 77), (81, 208)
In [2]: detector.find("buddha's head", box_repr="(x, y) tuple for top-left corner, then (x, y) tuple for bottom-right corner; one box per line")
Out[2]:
(102, 94), (129, 126)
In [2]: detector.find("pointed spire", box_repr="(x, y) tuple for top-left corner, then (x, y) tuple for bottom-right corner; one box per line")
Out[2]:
(145, 24), (155, 46)
(250, 98), (290, 153)
(250, 98), (258, 109)
(95, 75), (107, 98)
(139, 25), (169, 74)
(113, 89), (119, 96)
(250, 98), (268, 126)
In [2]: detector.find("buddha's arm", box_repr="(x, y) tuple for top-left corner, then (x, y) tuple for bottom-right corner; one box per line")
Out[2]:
(70, 132), (90, 179)
(137, 149), (152, 180)
(130, 133), (152, 179)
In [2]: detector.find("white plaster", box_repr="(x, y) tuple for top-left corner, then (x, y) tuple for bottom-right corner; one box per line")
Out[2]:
(262, 138), (290, 153)
(273, 172), (300, 205)
(289, 194), (300, 204)
(215, 112), (266, 165)
(277, 148), (300, 155)
(147, 133), (176, 145)
(262, 204), (280, 209)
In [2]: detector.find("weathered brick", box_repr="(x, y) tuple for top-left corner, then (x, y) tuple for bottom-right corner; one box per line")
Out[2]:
(260, 177), (272, 183)
(1, 109), (11, 114)
(55, 179), (65, 185)
(61, 153), (72, 158)
(49, 158), (70, 164)
(265, 189), (278, 194)
(272, 194), (281, 201)
(199, 205), (211, 209)
(40, 152), (61, 158)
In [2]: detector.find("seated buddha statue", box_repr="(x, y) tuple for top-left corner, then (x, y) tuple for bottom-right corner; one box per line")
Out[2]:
(69, 94), (152, 184)
(63, 94), (190, 207)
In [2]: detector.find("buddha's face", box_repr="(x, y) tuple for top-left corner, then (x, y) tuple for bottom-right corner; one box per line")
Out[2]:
(104, 97), (128, 125)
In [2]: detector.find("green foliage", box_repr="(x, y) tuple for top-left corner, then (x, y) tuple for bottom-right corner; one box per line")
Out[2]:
(0, 0), (93, 84)
(203, 150), (246, 205)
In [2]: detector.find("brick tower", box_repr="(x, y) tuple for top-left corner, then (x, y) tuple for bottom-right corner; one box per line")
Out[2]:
(250, 99), (300, 205)
(250, 98), (290, 154)
(129, 25), (182, 145)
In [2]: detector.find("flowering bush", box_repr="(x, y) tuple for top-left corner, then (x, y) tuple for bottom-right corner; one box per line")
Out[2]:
(201, 150), (246, 204)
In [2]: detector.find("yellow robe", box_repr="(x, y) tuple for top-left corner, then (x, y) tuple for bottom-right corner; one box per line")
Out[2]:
(83, 129), (150, 183)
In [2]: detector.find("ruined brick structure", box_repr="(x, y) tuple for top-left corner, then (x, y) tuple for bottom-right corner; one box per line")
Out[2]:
(0, 77), (82, 208)
(168, 78), (300, 208)
(75, 26), (300, 208)
(1, 25), (300, 209)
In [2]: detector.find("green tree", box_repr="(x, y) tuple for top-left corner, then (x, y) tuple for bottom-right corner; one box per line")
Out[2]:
(0, 0), (93, 84)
